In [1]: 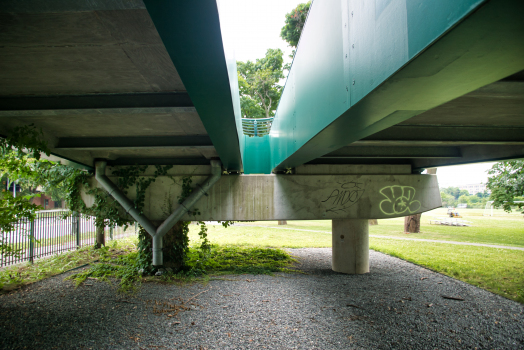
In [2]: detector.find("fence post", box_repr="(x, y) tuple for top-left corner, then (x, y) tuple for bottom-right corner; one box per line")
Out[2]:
(74, 212), (80, 248)
(29, 219), (35, 264)
(110, 226), (114, 240)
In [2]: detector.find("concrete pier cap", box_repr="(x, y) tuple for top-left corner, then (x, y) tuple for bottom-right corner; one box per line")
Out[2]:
(82, 164), (441, 274)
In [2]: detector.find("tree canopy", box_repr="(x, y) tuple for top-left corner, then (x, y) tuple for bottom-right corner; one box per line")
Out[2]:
(487, 160), (524, 212)
(237, 48), (284, 119)
(280, 2), (311, 48)
(441, 187), (470, 200)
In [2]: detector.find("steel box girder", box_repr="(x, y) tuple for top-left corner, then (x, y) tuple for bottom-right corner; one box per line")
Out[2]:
(268, 0), (524, 173)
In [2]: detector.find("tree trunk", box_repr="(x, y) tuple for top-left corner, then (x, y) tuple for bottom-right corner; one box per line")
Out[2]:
(404, 214), (421, 233)
(95, 222), (105, 248)
(278, 220), (287, 225)
(368, 219), (378, 225)
(402, 168), (435, 234)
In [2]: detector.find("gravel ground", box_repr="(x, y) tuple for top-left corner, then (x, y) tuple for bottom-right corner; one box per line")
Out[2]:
(0, 248), (523, 350)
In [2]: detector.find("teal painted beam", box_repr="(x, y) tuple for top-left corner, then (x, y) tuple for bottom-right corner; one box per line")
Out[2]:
(243, 135), (272, 174)
(267, 0), (524, 172)
(144, 0), (243, 172)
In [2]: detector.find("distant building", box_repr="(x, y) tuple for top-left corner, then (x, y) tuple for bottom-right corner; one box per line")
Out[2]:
(31, 194), (64, 210)
(458, 183), (487, 195)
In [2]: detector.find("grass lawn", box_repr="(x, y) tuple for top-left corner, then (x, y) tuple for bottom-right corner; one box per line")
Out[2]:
(229, 208), (524, 248)
(371, 237), (524, 303)
(189, 209), (524, 303)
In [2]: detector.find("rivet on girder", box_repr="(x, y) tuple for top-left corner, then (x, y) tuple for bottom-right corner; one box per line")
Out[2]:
(352, 80), (356, 85)
(351, 11), (354, 17)
(346, 86), (348, 91)
(352, 44), (355, 49)
(345, 54), (348, 58)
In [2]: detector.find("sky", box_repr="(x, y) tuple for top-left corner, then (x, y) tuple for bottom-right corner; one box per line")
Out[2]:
(217, 0), (496, 189)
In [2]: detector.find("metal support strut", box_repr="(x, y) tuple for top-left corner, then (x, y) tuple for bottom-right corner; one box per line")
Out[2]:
(94, 160), (222, 266)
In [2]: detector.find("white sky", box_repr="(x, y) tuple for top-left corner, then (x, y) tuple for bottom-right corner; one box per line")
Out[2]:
(218, 0), (497, 188)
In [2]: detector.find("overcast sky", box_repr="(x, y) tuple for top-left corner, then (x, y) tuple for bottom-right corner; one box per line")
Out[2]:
(218, 0), (496, 188)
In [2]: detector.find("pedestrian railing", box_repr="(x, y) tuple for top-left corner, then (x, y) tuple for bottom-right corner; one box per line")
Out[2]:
(0, 209), (137, 267)
(241, 117), (274, 137)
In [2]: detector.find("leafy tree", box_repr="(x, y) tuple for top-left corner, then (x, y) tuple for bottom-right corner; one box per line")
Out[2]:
(441, 186), (470, 200)
(458, 194), (470, 204)
(440, 192), (456, 207)
(280, 2), (311, 48)
(487, 160), (524, 212)
(237, 48), (284, 119)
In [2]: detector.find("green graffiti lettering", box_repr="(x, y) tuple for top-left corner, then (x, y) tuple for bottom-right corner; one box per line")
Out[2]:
(379, 185), (421, 215)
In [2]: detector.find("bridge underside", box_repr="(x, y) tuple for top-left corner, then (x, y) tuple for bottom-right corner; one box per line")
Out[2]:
(1, 1), (523, 272)
(0, 0), (522, 174)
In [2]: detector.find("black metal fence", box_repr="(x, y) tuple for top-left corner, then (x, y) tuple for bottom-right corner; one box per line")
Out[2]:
(1, 209), (137, 267)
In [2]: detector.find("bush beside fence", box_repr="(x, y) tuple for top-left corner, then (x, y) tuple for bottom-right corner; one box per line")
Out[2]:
(1, 209), (137, 267)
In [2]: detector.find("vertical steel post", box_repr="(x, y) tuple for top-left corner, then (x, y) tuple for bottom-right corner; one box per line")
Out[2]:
(74, 212), (80, 248)
(135, 221), (138, 234)
(29, 219), (35, 264)
(254, 119), (258, 137)
(110, 226), (113, 240)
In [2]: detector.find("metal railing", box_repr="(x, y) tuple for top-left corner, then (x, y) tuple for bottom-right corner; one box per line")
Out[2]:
(1, 209), (137, 267)
(241, 117), (274, 137)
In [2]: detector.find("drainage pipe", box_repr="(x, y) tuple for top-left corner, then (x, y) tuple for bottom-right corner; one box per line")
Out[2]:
(94, 161), (157, 236)
(94, 160), (222, 266)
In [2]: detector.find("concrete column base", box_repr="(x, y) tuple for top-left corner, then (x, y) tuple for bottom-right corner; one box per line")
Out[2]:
(332, 219), (369, 274)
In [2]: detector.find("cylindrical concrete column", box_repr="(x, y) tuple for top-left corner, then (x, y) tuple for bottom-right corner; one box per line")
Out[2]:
(332, 219), (369, 274)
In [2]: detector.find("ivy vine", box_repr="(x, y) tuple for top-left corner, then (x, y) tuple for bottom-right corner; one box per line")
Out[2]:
(0, 124), (226, 273)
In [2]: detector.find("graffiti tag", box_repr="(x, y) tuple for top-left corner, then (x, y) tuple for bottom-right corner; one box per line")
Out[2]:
(379, 186), (421, 215)
(321, 181), (365, 214)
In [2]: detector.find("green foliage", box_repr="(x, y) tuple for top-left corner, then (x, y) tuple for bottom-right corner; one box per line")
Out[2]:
(0, 236), (136, 291)
(280, 2), (311, 48)
(439, 191), (456, 207)
(135, 225), (153, 275)
(0, 193), (40, 258)
(440, 186), (489, 208)
(69, 241), (294, 294)
(112, 164), (173, 214)
(69, 249), (142, 294)
(237, 48), (284, 118)
(487, 160), (524, 213)
(441, 186), (470, 199)
(0, 124), (50, 161)
(184, 245), (294, 276)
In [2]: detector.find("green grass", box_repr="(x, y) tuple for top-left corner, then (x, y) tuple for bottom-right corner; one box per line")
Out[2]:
(188, 224), (331, 248)
(233, 208), (524, 248)
(0, 236), (137, 292)
(68, 243), (295, 293)
(370, 237), (524, 304)
(189, 212), (524, 304)
(186, 245), (295, 276)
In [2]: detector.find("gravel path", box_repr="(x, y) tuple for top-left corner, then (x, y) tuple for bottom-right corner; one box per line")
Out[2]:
(1, 249), (523, 349)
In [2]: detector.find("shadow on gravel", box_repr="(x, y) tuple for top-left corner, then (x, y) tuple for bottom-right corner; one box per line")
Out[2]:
(0, 249), (523, 349)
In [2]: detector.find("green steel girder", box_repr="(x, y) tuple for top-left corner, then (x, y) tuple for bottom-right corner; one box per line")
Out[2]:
(144, 0), (243, 172)
(266, 0), (524, 173)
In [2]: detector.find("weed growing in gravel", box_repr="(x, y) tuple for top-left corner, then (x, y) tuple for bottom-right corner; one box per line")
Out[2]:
(186, 245), (295, 275)
(69, 244), (295, 294)
(68, 251), (141, 293)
